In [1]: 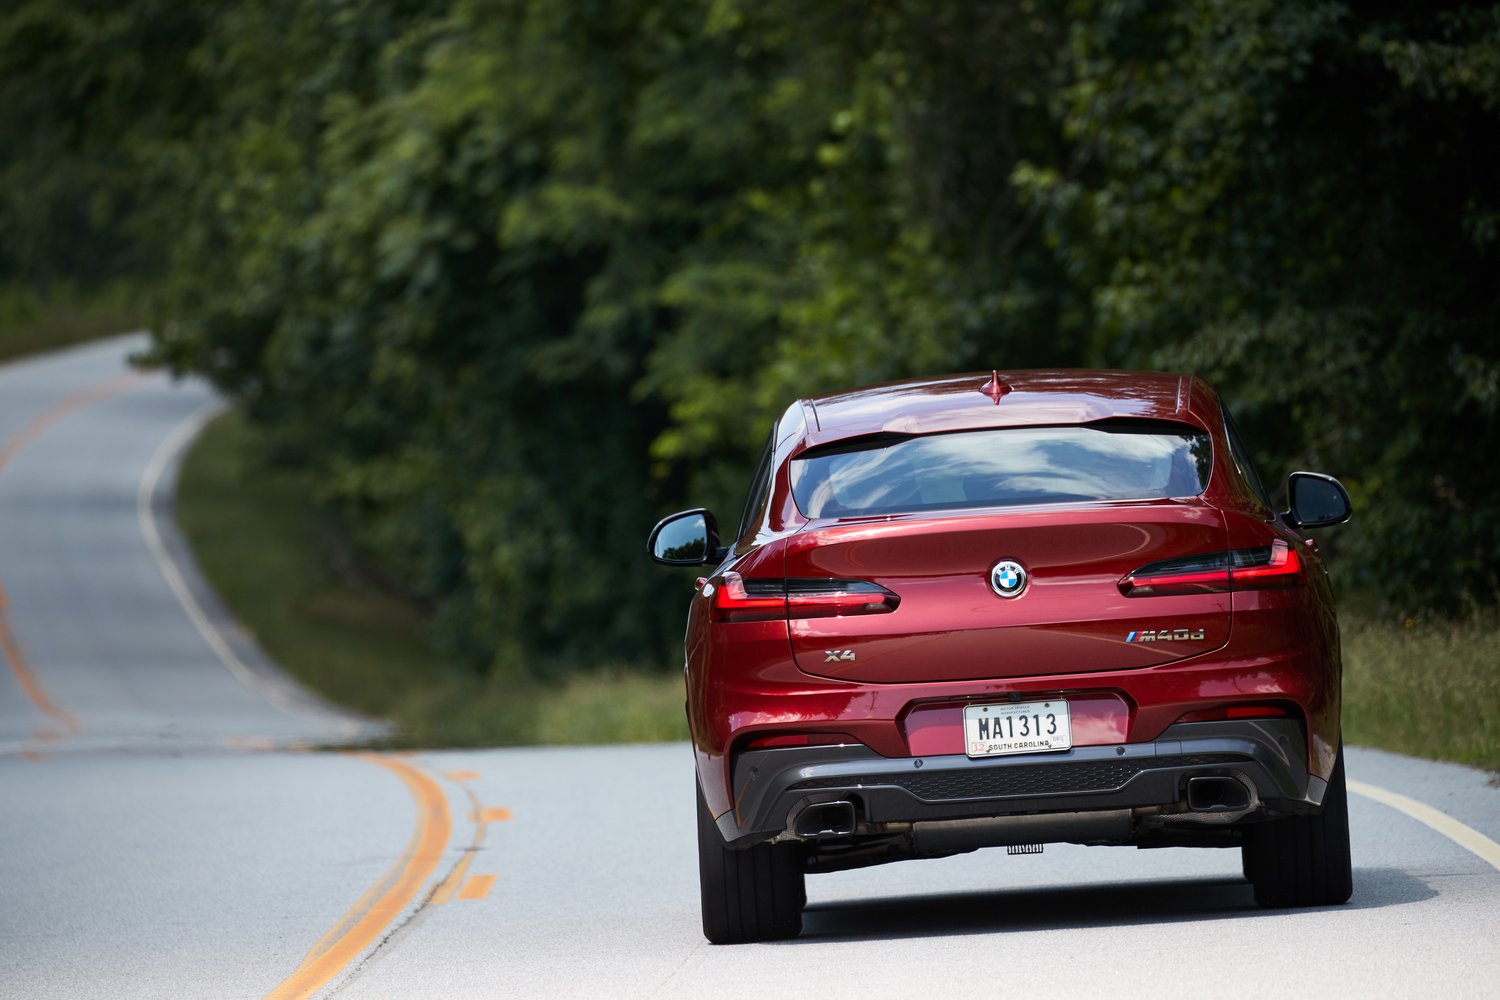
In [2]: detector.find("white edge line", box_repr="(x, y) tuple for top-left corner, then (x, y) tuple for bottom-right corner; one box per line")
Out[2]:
(135, 398), (303, 713)
(1349, 777), (1500, 873)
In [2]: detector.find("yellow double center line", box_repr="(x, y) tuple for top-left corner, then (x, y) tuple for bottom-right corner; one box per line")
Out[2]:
(0, 370), (149, 472)
(0, 364), (501, 998)
(264, 754), (455, 1000)
(0, 580), (78, 739)
(0, 370), (150, 751)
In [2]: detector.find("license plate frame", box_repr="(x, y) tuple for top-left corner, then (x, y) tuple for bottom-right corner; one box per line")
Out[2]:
(962, 699), (1072, 758)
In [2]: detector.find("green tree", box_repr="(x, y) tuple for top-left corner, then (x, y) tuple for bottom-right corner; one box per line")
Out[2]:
(0, 1), (210, 293)
(4, 0), (1496, 680)
(1015, 0), (1500, 602)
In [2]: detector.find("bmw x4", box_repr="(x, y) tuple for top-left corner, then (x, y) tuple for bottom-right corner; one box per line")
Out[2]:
(649, 370), (1354, 943)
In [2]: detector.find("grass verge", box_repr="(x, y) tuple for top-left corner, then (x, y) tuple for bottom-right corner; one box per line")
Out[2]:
(1342, 607), (1500, 773)
(174, 409), (687, 747)
(0, 281), (147, 364)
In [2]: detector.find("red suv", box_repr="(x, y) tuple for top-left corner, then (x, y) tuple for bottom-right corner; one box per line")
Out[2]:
(649, 370), (1354, 943)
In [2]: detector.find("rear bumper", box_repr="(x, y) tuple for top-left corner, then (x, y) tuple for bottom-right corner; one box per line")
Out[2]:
(719, 718), (1319, 846)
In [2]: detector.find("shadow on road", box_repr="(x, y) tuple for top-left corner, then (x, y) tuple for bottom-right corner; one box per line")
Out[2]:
(794, 867), (1435, 943)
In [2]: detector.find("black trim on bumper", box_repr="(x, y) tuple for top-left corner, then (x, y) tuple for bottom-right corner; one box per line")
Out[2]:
(721, 719), (1314, 845)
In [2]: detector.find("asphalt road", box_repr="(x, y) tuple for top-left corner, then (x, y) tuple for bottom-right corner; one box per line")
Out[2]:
(1, 337), (1498, 999)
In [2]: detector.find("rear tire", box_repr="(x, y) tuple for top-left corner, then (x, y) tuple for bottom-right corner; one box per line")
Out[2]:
(697, 781), (805, 943)
(1243, 745), (1353, 907)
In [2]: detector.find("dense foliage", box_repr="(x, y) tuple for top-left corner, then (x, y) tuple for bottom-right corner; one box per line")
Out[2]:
(3, 1), (1497, 674)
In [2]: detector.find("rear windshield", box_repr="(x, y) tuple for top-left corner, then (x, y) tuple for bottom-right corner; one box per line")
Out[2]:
(790, 423), (1212, 518)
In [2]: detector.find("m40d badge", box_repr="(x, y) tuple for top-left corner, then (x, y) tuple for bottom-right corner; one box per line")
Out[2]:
(1126, 628), (1207, 643)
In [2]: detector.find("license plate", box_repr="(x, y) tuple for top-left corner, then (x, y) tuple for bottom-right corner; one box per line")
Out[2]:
(963, 699), (1072, 758)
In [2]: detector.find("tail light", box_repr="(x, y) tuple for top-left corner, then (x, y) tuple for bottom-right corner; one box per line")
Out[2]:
(1228, 540), (1302, 586)
(708, 573), (786, 622)
(1119, 539), (1302, 597)
(710, 572), (900, 622)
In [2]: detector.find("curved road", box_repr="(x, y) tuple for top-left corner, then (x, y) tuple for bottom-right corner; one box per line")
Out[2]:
(1, 337), (1497, 999)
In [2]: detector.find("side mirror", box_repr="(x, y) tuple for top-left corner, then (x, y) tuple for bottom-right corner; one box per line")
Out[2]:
(1285, 472), (1352, 529)
(648, 508), (723, 566)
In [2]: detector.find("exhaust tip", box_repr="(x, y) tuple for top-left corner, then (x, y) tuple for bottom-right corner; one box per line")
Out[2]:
(1187, 775), (1252, 813)
(795, 801), (857, 838)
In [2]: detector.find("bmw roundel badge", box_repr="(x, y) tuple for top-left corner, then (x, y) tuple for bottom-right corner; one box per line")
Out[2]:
(990, 559), (1028, 598)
